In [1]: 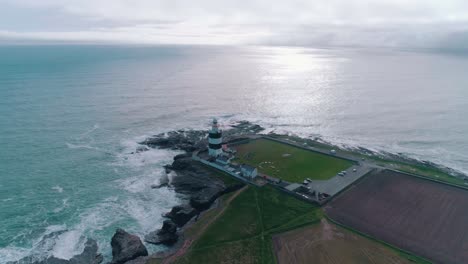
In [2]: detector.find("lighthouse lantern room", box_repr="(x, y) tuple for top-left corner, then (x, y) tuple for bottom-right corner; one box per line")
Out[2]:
(208, 118), (223, 157)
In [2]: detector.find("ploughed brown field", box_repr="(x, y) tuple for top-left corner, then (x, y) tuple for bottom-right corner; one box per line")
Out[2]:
(325, 170), (468, 264)
(273, 219), (412, 264)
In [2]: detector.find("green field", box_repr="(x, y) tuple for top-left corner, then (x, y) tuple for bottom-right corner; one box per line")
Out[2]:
(233, 138), (354, 182)
(174, 186), (322, 264)
(269, 134), (468, 188)
(171, 186), (427, 264)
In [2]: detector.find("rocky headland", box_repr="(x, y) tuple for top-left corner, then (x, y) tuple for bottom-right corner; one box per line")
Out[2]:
(13, 120), (466, 264)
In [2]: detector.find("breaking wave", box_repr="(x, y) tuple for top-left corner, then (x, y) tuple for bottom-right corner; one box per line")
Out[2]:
(1, 135), (182, 263)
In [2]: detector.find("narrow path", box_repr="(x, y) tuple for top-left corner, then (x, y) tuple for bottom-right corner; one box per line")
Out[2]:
(162, 186), (248, 264)
(254, 188), (265, 263)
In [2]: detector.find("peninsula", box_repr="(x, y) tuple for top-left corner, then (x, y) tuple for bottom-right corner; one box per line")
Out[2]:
(137, 119), (468, 264)
(23, 120), (468, 264)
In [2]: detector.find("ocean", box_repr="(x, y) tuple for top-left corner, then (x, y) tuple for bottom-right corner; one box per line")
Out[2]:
(0, 45), (467, 262)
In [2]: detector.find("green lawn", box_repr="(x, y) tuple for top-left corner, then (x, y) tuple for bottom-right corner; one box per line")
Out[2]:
(193, 187), (261, 247)
(175, 186), (322, 264)
(233, 138), (354, 182)
(268, 134), (468, 188)
(172, 185), (428, 264)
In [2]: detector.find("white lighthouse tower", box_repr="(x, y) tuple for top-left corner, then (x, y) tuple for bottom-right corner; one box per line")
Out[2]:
(208, 118), (223, 157)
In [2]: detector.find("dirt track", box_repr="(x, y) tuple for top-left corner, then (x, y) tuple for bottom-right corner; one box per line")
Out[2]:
(273, 219), (411, 264)
(325, 170), (468, 264)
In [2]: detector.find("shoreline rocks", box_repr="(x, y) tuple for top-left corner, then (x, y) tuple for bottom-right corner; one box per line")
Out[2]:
(144, 220), (178, 246)
(164, 205), (198, 227)
(110, 229), (148, 264)
(140, 121), (265, 153)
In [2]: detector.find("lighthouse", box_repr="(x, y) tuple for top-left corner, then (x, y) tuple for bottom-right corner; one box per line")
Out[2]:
(208, 118), (223, 157)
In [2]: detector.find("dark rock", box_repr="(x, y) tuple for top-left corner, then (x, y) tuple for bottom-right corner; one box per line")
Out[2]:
(168, 158), (226, 194)
(165, 204), (198, 227)
(190, 187), (224, 211)
(171, 158), (193, 170)
(163, 165), (172, 173)
(151, 173), (169, 189)
(110, 229), (148, 264)
(140, 121), (264, 152)
(161, 219), (177, 234)
(70, 239), (103, 264)
(144, 220), (178, 246)
(135, 145), (149, 153)
(140, 130), (204, 152)
(174, 153), (191, 160)
(167, 157), (237, 212)
(151, 183), (167, 189)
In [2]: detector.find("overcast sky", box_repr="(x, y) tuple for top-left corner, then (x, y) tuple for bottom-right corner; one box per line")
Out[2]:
(1, 0), (468, 49)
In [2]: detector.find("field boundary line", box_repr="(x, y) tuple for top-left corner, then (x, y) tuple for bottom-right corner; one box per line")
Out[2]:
(324, 214), (433, 264)
(320, 168), (377, 205)
(262, 136), (358, 164)
(392, 169), (468, 191)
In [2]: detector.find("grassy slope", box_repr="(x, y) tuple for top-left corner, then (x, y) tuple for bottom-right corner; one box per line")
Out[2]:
(173, 185), (429, 264)
(234, 139), (353, 182)
(153, 158), (432, 264)
(174, 185), (322, 264)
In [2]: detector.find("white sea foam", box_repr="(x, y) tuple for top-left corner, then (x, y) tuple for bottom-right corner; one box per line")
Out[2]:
(65, 142), (102, 151)
(116, 137), (181, 168)
(51, 230), (85, 260)
(0, 225), (68, 263)
(53, 198), (69, 213)
(51, 185), (64, 193)
(111, 136), (183, 239)
(0, 246), (31, 263)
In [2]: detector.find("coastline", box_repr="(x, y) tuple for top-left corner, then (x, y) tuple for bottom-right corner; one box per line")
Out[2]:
(137, 120), (468, 263)
(12, 120), (468, 264)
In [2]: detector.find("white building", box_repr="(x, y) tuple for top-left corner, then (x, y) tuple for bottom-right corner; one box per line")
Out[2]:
(208, 118), (223, 157)
(241, 164), (258, 179)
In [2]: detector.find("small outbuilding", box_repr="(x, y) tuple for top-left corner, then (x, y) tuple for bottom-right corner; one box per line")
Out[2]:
(216, 155), (232, 165)
(241, 164), (258, 179)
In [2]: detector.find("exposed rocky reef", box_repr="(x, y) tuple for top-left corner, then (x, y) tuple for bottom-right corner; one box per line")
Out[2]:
(110, 229), (148, 264)
(140, 120), (264, 152)
(144, 156), (244, 247)
(144, 220), (178, 246)
(138, 121), (260, 250)
(164, 205), (198, 227)
(14, 120), (468, 264)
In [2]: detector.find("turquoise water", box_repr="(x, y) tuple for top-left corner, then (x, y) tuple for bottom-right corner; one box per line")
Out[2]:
(1, 45), (467, 262)
(0, 46), (192, 261)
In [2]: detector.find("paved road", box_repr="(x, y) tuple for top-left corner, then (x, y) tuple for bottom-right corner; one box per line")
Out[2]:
(307, 164), (373, 197)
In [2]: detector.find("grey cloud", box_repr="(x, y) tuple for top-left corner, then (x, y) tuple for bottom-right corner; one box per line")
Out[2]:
(0, 0), (468, 49)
